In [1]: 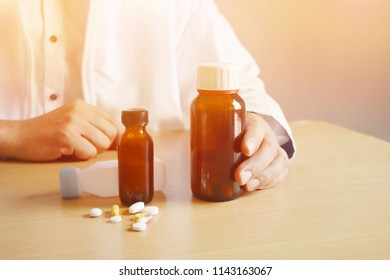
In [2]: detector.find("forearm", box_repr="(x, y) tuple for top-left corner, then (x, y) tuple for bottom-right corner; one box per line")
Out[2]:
(0, 120), (21, 159)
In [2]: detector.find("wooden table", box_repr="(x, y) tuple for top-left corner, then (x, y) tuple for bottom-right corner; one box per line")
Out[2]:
(0, 121), (389, 259)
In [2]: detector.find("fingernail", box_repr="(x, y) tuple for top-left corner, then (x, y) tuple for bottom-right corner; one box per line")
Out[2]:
(240, 171), (252, 185)
(246, 178), (261, 191)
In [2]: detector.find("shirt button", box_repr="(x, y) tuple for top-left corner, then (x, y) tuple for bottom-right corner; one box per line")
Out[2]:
(49, 35), (58, 43)
(49, 93), (58, 101)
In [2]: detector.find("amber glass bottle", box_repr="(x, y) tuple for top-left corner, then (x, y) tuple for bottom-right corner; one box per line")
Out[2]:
(118, 109), (154, 206)
(190, 63), (246, 202)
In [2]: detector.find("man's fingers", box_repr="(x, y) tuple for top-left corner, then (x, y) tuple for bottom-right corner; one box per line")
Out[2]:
(241, 113), (264, 156)
(72, 136), (98, 160)
(81, 123), (113, 153)
(235, 112), (290, 191)
(244, 147), (289, 191)
(89, 104), (123, 140)
(74, 100), (122, 145)
(235, 135), (278, 185)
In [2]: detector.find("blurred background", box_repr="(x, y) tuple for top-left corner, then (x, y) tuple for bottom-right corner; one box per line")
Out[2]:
(215, 0), (390, 141)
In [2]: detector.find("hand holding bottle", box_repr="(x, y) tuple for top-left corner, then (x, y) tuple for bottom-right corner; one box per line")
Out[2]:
(235, 112), (290, 191)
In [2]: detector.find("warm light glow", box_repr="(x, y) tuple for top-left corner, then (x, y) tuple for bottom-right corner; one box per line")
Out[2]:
(216, 0), (390, 140)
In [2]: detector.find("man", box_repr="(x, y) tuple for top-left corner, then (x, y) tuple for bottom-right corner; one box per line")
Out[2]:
(0, 0), (294, 191)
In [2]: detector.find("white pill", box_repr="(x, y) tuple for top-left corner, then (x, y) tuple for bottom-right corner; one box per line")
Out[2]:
(109, 215), (122, 223)
(129, 202), (145, 214)
(137, 214), (153, 224)
(132, 222), (147, 232)
(143, 206), (159, 216)
(89, 208), (103, 217)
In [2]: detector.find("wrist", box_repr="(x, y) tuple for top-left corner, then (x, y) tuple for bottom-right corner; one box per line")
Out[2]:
(246, 112), (295, 158)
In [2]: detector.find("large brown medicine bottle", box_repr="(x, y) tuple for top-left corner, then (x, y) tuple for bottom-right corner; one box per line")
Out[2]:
(118, 109), (154, 206)
(190, 63), (246, 202)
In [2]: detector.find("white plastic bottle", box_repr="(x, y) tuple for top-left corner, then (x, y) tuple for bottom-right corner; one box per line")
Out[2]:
(59, 157), (166, 198)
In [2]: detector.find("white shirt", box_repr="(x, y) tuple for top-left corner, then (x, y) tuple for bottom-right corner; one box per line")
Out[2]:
(0, 0), (295, 156)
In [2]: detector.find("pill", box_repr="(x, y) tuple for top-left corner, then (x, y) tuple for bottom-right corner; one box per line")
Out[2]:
(137, 214), (153, 224)
(89, 208), (103, 217)
(143, 206), (159, 216)
(132, 222), (147, 232)
(134, 212), (146, 222)
(111, 204), (120, 216)
(129, 202), (145, 214)
(109, 215), (122, 223)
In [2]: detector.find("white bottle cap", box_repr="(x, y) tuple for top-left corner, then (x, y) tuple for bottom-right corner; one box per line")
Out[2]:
(197, 63), (239, 91)
(60, 168), (81, 198)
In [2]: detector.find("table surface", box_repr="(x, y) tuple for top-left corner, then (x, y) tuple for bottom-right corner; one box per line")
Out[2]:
(0, 121), (389, 260)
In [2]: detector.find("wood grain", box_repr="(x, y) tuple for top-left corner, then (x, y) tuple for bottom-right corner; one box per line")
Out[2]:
(0, 121), (389, 259)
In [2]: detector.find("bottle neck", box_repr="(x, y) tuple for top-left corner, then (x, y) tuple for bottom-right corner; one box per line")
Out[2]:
(197, 89), (239, 95)
(122, 125), (149, 138)
(124, 124), (147, 130)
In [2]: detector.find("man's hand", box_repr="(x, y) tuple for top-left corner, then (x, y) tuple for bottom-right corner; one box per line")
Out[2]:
(235, 112), (290, 191)
(2, 100), (122, 161)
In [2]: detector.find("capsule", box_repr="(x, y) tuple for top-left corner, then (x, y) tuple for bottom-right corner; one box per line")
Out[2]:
(137, 214), (153, 224)
(111, 204), (120, 216)
(134, 212), (146, 222)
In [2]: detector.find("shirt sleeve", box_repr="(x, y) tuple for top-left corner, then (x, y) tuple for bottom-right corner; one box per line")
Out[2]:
(175, 0), (295, 158)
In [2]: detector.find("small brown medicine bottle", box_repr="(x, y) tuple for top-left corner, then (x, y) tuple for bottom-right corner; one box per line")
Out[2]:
(190, 63), (246, 202)
(118, 109), (154, 206)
